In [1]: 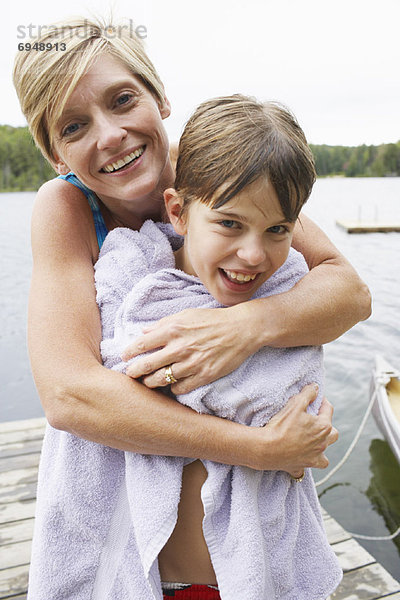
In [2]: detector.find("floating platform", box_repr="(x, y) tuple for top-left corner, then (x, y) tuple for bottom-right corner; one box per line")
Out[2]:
(336, 220), (400, 233)
(1, 417), (400, 599)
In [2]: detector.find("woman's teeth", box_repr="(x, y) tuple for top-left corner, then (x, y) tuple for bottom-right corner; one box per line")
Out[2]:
(223, 269), (257, 283)
(102, 147), (144, 173)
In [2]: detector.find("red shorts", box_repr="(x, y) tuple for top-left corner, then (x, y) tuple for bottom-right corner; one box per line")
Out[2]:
(162, 583), (220, 599)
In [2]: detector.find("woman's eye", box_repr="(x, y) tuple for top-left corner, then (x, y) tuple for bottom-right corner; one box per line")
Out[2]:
(62, 122), (80, 137)
(116, 93), (134, 107)
(220, 220), (238, 229)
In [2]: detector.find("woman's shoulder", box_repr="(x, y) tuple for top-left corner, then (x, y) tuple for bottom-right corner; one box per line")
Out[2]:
(36, 176), (88, 207)
(32, 177), (99, 260)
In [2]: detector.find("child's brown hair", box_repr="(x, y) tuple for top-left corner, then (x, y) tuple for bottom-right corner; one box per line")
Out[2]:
(174, 95), (316, 221)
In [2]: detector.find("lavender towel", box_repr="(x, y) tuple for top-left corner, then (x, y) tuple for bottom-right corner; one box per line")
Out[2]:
(27, 221), (342, 600)
(95, 222), (342, 599)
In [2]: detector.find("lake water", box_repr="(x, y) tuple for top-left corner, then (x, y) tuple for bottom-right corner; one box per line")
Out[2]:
(1, 178), (400, 580)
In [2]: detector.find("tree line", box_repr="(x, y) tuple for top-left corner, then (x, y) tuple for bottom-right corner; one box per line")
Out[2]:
(310, 141), (400, 178)
(0, 124), (399, 192)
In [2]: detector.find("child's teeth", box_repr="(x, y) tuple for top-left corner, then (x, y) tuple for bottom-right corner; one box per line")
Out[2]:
(224, 269), (257, 283)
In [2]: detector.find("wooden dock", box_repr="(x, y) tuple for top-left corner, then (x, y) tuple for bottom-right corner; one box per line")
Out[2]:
(336, 220), (400, 233)
(1, 418), (400, 599)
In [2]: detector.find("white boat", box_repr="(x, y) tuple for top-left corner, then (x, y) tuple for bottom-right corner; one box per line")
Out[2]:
(371, 355), (400, 464)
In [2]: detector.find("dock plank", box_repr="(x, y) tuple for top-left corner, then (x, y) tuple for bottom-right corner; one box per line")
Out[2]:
(0, 480), (38, 503)
(0, 418), (399, 600)
(332, 563), (400, 599)
(333, 538), (375, 572)
(0, 518), (35, 545)
(0, 564), (29, 598)
(0, 439), (44, 459)
(0, 498), (36, 525)
(0, 540), (32, 570)
(336, 220), (400, 233)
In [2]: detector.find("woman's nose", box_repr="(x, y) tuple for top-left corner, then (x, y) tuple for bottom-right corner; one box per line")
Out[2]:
(95, 115), (127, 150)
(236, 240), (267, 266)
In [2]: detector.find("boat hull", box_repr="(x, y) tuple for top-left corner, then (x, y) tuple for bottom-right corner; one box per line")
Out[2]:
(371, 355), (400, 465)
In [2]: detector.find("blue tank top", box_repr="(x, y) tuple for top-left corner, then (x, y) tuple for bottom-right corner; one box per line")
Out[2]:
(58, 173), (109, 249)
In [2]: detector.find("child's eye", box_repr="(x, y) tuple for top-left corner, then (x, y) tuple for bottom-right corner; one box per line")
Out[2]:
(220, 220), (239, 229)
(267, 225), (288, 234)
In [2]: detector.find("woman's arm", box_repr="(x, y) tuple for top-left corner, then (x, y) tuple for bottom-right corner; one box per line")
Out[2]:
(123, 212), (371, 393)
(28, 180), (336, 471)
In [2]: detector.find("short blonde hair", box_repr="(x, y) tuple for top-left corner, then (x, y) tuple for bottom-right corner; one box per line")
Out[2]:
(175, 95), (316, 221)
(13, 16), (165, 163)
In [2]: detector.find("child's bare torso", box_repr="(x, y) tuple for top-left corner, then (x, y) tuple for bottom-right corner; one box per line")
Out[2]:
(158, 460), (217, 585)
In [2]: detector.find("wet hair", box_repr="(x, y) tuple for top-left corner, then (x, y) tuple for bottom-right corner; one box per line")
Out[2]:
(174, 95), (316, 221)
(13, 16), (165, 164)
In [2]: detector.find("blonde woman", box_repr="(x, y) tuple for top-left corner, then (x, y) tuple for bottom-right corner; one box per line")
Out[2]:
(13, 17), (369, 598)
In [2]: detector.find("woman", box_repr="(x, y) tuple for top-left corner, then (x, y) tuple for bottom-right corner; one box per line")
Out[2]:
(14, 17), (369, 476)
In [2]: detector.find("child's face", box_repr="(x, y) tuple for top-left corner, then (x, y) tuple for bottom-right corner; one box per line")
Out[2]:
(170, 178), (296, 307)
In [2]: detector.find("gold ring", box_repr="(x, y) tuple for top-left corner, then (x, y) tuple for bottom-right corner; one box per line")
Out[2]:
(164, 365), (177, 384)
(291, 472), (305, 483)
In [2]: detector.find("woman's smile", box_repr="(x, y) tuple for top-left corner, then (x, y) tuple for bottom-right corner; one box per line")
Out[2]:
(100, 145), (146, 174)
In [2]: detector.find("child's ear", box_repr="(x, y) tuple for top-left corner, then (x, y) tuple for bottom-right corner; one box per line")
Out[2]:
(164, 188), (187, 235)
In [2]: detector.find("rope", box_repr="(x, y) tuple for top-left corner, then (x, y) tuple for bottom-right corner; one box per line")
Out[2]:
(348, 526), (400, 541)
(315, 376), (400, 542)
(315, 387), (377, 487)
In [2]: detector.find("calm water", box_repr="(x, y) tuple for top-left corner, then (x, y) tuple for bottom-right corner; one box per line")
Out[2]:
(1, 178), (400, 579)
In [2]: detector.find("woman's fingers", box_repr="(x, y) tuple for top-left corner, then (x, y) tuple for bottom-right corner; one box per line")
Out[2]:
(262, 384), (337, 473)
(125, 347), (183, 380)
(122, 331), (168, 363)
(123, 306), (258, 388)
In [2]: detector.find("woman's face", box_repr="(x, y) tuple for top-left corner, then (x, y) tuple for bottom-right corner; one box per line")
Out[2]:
(51, 54), (171, 213)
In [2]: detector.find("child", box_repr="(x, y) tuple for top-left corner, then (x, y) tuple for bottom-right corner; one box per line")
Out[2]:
(94, 95), (342, 599)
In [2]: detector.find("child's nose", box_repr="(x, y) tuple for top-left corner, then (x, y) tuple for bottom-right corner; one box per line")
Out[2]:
(236, 241), (267, 266)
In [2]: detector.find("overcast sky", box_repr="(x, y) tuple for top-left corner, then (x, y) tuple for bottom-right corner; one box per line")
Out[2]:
(3, 0), (399, 146)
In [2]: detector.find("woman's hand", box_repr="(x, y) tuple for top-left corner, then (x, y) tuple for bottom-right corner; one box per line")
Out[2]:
(254, 385), (338, 475)
(123, 303), (258, 394)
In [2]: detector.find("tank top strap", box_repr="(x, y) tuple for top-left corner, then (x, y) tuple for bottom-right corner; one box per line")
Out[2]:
(58, 172), (109, 250)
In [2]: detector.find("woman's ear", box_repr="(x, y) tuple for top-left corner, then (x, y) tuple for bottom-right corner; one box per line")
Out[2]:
(159, 94), (171, 119)
(55, 162), (70, 176)
(164, 188), (187, 235)
(50, 152), (70, 175)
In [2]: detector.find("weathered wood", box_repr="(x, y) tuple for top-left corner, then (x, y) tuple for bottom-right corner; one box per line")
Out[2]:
(336, 220), (400, 233)
(0, 439), (44, 459)
(0, 480), (38, 504)
(0, 499), (36, 525)
(0, 466), (39, 488)
(0, 564), (29, 598)
(0, 427), (46, 447)
(0, 453), (40, 474)
(332, 563), (400, 599)
(0, 518), (35, 545)
(324, 514), (352, 545)
(0, 417), (399, 600)
(333, 538), (376, 572)
(0, 540), (31, 570)
(0, 418), (46, 434)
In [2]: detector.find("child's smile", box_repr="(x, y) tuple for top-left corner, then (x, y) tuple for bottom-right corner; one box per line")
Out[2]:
(171, 178), (296, 306)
